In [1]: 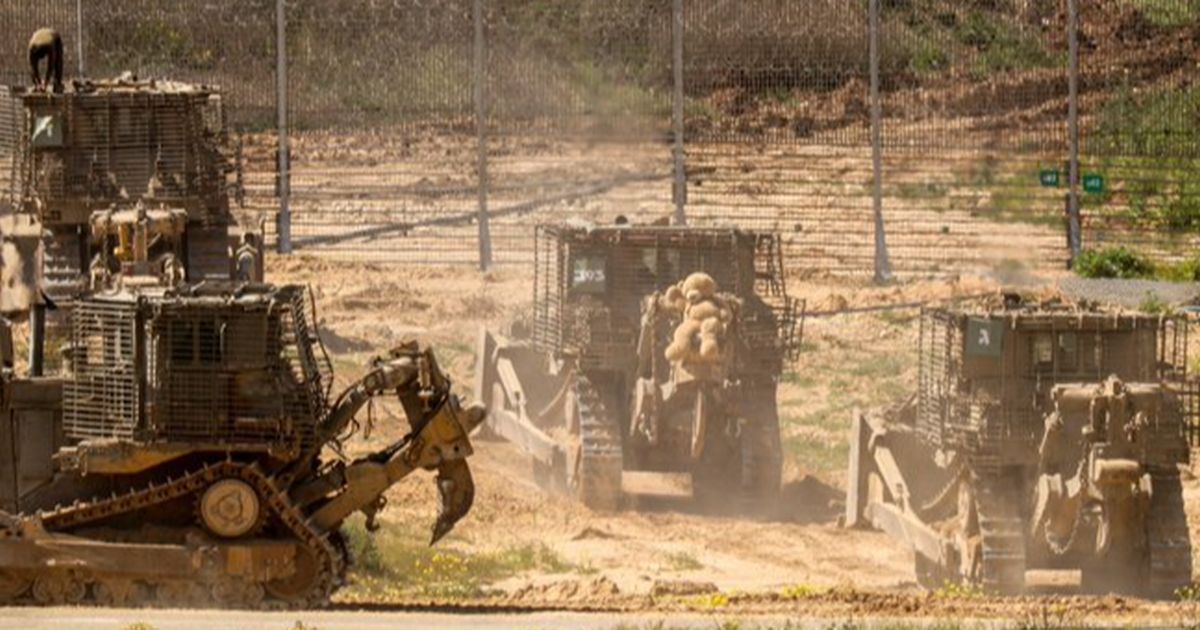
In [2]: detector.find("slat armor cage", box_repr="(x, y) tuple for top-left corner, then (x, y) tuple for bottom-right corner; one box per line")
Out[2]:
(64, 285), (331, 448)
(916, 304), (1197, 466)
(3, 79), (237, 227)
(531, 224), (802, 375)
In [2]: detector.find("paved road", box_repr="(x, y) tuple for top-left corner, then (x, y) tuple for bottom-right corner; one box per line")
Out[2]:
(0, 607), (806, 630)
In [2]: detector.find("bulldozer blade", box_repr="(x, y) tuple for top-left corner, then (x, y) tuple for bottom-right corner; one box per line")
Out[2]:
(431, 458), (475, 545)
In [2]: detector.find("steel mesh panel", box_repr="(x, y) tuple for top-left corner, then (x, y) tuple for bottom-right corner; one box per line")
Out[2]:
(918, 307), (1194, 458)
(1, 1), (1196, 274)
(0, 92), (20, 205)
(1160, 316), (1199, 450)
(282, 285), (332, 424)
(531, 225), (566, 353)
(63, 287), (327, 448)
(17, 89), (231, 221)
(916, 308), (954, 449)
(63, 299), (141, 441)
(147, 288), (324, 448)
(149, 304), (276, 443)
(1076, 2), (1200, 265)
(531, 225), (793, 374)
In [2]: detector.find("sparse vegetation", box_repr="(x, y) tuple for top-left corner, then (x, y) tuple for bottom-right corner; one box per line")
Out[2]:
(954, 10), (1058, 78)
(665, 551), (704, 572)
(781, 342), (911, 478)
(341, 517), (576, 600)
(1177, 584), (1200, 602)
(1128, 0), (1200, 27)
(1013, 603), (1080, 630)
(120, 624), (158, 630)
(1138, 291), (1172, 314)
(895, 181), (950, 200)
(780, 583), (827, 600)
(1099, 85), (1200, 158)
(1178, 583), (1200, 630)
(684, 592), (730, 610)
(888, 3), (1058, 79)
(933, 579), (983, 600)
(1088, 87), (1200, 238)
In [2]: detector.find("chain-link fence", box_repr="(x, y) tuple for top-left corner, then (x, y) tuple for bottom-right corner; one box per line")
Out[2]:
(1, 1), (1197, 277)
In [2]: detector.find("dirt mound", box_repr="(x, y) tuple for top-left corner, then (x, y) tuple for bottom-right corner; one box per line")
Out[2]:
(649, 579), (718, 598)
(507, 576), (622, 604)
(779, 475), (843, 524)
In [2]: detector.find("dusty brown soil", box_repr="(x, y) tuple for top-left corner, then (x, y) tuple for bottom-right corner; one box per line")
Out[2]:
(266, 255), (1200, 625)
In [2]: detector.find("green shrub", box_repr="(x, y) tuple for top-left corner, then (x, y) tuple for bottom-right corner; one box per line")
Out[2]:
(1095, 86), (1200, 158)
(956, 11), (1056, 77)
(1074, 246), (1154, 279)
(1139, 291), (1171, 314)
(1129, 0), (1200, 27)
(1157, 257), (1200, 282)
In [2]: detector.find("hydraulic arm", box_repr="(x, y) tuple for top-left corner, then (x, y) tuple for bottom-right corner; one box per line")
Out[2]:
(300, 342), (486, 542)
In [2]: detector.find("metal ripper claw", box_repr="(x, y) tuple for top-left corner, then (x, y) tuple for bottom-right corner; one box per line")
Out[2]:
(431, 458), (475, 545)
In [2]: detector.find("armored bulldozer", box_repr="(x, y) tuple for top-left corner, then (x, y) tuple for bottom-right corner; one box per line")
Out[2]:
(0, 282), (484, 608)
(846, 295), (1195, 597)
(478, 224), (802, 510)
(0, 76), (254, 304)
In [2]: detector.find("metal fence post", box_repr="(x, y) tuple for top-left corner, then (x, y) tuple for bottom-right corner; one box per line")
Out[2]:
(75, 0), (84, 76)
(869, 0), (892, 283)
(671, 0), (687, 226)
(275, 0), (292, 254)
(473, 0), (494, 271)
(1066, 0), (1082, 267)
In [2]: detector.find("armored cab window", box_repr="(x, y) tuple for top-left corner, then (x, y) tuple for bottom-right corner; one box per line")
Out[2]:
(168, 318), (224, 366)
(1032, 333), (1054, 369)
(1057, 332), (1078, 371)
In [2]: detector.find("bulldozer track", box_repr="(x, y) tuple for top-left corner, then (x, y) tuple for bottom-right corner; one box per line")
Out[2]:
(241, 464), (343, 609)
(574, 375), (623, 511)
(2, 461), (343, 609)
(1147, 468), (1192, 598)
(975, 478), (1026, 595)
(735, 385), (783, 511)
(37, 461), (243, 532)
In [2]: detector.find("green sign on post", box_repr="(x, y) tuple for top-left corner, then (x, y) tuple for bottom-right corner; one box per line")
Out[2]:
(1083, 174), (1104, 194)
(1039, 169), (1060, 188)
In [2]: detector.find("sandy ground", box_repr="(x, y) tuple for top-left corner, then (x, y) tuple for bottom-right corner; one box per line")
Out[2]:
(0, 608), (807, 630)
(269, 256), (917, 596)
(258, 255), (1200, 628)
